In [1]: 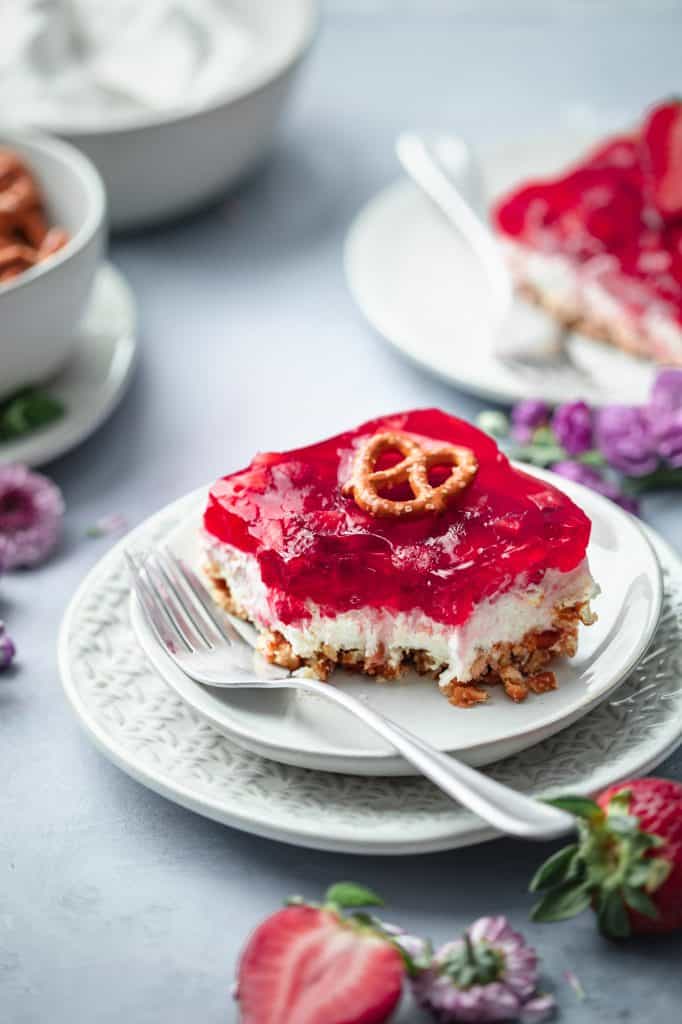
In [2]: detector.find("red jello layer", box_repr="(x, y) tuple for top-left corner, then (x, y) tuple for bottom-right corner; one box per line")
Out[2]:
(204, 410), (591, 628)
(494, 133), (682, 327)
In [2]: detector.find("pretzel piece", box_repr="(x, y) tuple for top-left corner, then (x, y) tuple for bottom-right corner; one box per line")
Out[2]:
(343, 430), (478, 518)
(0, 148), (69, 285)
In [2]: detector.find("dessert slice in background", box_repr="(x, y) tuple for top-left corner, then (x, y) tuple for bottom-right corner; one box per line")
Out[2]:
(202, 409), (598, 707)
(493, 99), (682, 366)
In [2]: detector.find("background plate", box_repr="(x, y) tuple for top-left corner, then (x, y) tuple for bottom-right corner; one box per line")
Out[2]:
(59, 517), (682, 855)
(129, 470), (661, 775)
(345, 132), (657, 407)
(0, 263), (137, 467)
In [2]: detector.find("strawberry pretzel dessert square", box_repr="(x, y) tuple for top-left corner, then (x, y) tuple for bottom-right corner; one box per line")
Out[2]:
(494, 99), (682, 365)
(202, 409), (598, 708)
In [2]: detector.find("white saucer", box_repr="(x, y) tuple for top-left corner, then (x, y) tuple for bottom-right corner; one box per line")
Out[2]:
(123, 469), (661, 776)
(0, 263), (137, 467)
(58, 515), (682, 854)
(344, 132), (658, 407)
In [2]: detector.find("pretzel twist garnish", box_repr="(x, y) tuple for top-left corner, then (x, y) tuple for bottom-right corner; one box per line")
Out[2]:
(343, 430), (478, 518)
(0, 148), (68, 284)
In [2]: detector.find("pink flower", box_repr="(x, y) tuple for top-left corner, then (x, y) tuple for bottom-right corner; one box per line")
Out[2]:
(410, 916), (555, 1022)
(0, 621), (16, 671)
(0, 465), (64, 569)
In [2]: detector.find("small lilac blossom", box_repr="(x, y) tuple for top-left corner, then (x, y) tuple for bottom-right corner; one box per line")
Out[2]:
(563, 970), (586, 1001)
(87, 513), (128, 538)
(595, 405), (659, 477)
(552, 401), (593, 455)
(511, 400), (550, 443)
(0, 621), (15, 671)
(649, 408), (682, 468)
(552, 461), (639, 515)
(376, 920), (431, 967)
(410, 916), (555, 1023)
(649, 368), (682, 414)
(0, 465), (64, 569)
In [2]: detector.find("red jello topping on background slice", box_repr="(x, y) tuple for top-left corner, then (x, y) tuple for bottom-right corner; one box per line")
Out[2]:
(204, 410), (591, 627)
(493, 118), (682, 326)
(642, 99), (682, 222)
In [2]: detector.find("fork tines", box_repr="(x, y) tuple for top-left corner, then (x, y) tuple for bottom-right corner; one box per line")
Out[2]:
(126, 547), (249, 662)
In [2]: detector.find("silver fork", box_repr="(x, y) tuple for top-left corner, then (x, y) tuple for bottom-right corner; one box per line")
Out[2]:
(395, 131), (590, 378)
(126, 547), (575, 841)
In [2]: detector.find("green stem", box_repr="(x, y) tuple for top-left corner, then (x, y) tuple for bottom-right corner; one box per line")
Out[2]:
(625, 467), (682, 493)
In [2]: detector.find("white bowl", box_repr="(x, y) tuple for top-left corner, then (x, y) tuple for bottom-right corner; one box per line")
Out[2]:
(55, 0), (317, 231)
(0, 133), (106, 401)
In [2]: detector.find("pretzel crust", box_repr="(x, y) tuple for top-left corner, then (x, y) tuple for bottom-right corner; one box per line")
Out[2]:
(343, 430), (478, 518)
(0, 148), (69, 284)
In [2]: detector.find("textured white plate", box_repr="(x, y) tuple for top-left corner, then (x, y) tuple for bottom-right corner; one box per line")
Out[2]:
(345, 133), (657, 407)
(0, 263), (137, 467)
(86, 462), (661, 779)
(58, 513), (682, 855)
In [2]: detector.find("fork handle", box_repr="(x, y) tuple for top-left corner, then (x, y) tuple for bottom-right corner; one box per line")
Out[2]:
(304, 680), (575, 841)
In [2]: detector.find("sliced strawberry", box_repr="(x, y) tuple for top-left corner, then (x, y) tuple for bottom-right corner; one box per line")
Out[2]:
(642, 99), (682, 222)
(236, 905), (404, 1024)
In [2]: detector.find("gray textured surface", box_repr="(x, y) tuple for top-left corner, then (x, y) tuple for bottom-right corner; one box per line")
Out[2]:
(3, 6), (682, 1022)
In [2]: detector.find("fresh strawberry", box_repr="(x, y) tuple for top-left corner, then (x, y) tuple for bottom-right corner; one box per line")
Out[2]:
(529, 778), (682, 938)
(235, 883), (406, 1024)
(642, 99), (682, 222)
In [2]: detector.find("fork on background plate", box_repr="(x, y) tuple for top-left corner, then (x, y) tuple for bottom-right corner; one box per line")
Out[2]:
(395, 131), (590, 380)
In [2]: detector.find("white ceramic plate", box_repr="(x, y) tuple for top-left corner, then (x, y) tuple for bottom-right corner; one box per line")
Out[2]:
(0, 262), (137, 467)
(58, 517), (682, 854)
(127, 469), (661, 776)
(344, 133), (658, 407)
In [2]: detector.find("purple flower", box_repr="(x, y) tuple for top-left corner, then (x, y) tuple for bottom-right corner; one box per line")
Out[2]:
(650, 409), (682, 468)
(551, 401), (593, 455)
(650, 368), (682, 414)
(0, 465), (64, 569)
(511, 400), (550, 443)
(0, 621), (15, 671)
(595, 405), (659, 477)
(553, 461), (640, 515)
(379, 921), (431, 966)
(410, 916), (555, 1023)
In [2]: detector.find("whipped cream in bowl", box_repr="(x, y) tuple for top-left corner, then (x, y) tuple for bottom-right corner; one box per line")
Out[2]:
(1, 0), (260, 132)
(0, 0), (318, 228)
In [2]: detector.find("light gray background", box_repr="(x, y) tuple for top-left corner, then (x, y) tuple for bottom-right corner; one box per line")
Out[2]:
(3, 4), (682, 1022)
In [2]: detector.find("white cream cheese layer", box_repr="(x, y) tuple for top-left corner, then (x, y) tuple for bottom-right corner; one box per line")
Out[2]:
(500, 238), (682, 365)
(204, 535), (598, 688)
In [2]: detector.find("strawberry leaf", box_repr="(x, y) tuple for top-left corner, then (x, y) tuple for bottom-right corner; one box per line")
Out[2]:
(606, 814), (641, 837)
(531, 882), (592, 922)
(645, 856), (673, 892)
(623, 886), (659, 920)
(606, 789), (632, 816)
(325, 882), (385, 909)
(545, 796), (601, 820)
(596, 891), (631, 939)
(529, 844), (580, 892)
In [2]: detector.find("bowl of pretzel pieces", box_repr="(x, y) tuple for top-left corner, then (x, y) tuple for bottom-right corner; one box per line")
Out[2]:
(0, 133), (106, 401)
